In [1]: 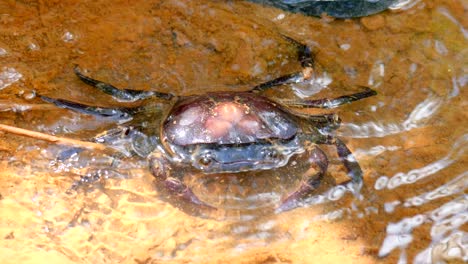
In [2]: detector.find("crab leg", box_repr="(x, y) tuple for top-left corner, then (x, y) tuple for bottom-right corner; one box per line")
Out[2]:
(277, 146), (328, 213)
(299, 112), (362, 183)
(278, 87), (377, 109)
(277, 135), (363, 213)
(148, 150), (216, 213)
(295, 113), (342, 131)
(251, 72), (305, 92)
(314, 135), (363, 185)
(331, 137), (363, 184)
(286, 35), (315, 69)
(40, 95), (135, 120)
(74, 66), (174, 102)
(251, 36), (315, 93)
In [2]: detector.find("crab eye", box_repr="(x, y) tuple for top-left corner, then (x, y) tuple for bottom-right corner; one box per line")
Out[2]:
(262, 149), (279, 160)
(198, 152), (215, 167)
(199, 156), (213, 166)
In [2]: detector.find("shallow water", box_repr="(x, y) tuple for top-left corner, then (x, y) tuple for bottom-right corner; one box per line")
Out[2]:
(0, 0), (467, 263)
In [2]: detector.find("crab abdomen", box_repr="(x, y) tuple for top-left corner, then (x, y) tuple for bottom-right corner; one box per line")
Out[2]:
(163, 92), (298, 146)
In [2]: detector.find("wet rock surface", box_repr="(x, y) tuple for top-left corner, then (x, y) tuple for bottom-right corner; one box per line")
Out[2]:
(0, 0), (466, 263)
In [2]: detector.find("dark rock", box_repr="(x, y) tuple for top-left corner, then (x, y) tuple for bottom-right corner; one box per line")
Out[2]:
(248, 0), (398, 18)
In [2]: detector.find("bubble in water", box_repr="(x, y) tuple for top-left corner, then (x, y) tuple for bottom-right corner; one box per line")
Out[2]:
(0, 67), (22, 90)
(0, 47), (7, 56)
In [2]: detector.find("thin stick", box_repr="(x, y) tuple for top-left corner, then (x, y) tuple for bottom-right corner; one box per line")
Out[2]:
(0, 124), (111, 151)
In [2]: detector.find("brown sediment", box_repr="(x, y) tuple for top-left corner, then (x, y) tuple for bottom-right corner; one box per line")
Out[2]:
(0, 0), (466, 264)
(0, 101), (57, 112)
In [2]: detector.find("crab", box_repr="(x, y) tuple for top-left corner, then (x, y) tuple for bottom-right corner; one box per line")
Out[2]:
(40, 37), (376, 215)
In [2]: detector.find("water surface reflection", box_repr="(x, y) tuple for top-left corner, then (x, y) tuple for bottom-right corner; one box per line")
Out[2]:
(0, 0), (466, 263)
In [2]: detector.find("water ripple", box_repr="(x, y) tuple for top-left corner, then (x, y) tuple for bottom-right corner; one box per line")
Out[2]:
(375, 134), (467, 190)
(437, 7), (468, 39)
(403, 171), (468, 207)
(414, 231), (467, 264)
(338, 94), (444, 138)
(378, 195), (468, 263)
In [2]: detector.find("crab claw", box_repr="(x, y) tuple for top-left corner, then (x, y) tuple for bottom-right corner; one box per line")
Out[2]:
(149, 151), (216, 214)
(163, 177), (216, 210)
(276, 146), (328, 213)
(276, 184), (311, 213)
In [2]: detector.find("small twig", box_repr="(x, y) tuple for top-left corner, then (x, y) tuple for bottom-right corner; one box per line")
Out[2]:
(0, 123), (112, 151)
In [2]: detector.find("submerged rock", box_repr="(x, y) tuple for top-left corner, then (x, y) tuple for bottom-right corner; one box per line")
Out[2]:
(248, 0), (398, 18)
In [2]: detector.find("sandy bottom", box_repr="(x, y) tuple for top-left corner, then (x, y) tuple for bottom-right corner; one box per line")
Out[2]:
(0, 0), (466, 263)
